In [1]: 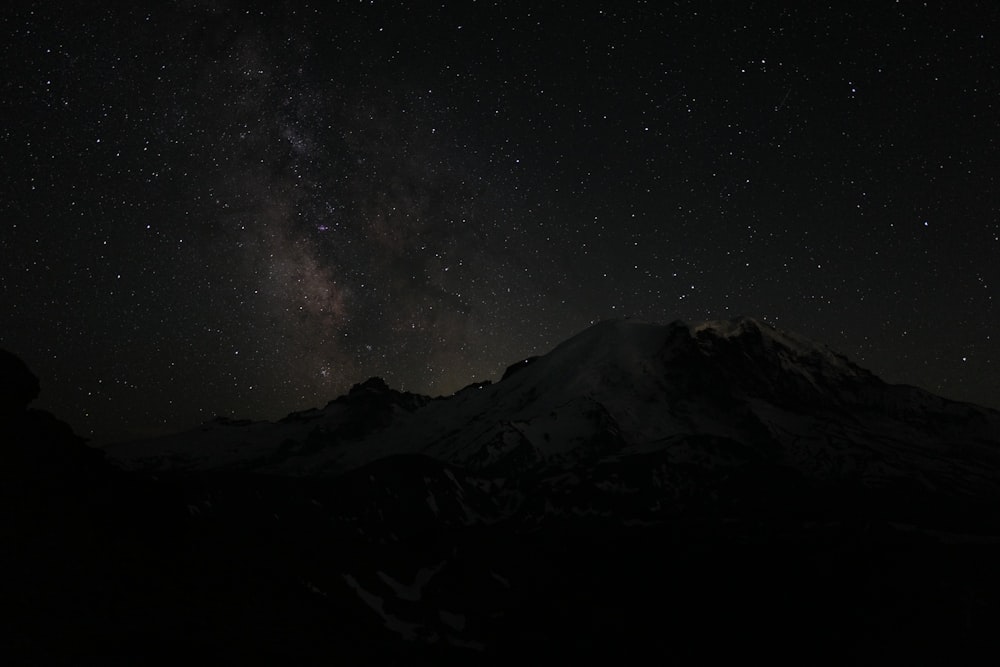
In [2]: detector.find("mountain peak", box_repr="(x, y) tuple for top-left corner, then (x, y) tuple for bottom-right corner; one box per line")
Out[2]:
(333, 376), (430, 412)
(691, 314), (770, 337)
(105, 314), (1000, 519)
(486, 316), (878, 424)
(348, 376), (392, 395)
(690, 315), (871, 382)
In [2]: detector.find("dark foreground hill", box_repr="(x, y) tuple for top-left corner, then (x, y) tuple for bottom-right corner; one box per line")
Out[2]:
(5, 318), (1000, 664)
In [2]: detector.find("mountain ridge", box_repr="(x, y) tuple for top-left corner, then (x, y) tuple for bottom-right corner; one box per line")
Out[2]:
(8, 318), (1000, 662)
(105, 316), (1000, 509)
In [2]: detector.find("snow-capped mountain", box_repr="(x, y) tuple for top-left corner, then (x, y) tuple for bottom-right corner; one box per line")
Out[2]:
(13, 318), (1000, 663)
(106, 316), (1000, 516)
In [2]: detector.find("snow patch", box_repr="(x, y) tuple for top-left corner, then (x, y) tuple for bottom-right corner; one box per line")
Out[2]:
(439, 609), (466, 631)
(443, 467), (463, 492)
(342, 574), (423, 641)
(490, 571), (511, 589)
(426, 491), (440, 516)
(304, 580), (327, 596)
(446, 635), (485, 651)
(377, 561), (446, 602)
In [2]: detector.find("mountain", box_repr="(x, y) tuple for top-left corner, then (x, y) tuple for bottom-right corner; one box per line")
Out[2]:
(8, 319), (1000, 663)
(108, 316), (1000, 516)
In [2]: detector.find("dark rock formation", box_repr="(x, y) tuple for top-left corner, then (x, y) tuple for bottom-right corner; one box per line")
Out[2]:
(0, 348), (40, 416)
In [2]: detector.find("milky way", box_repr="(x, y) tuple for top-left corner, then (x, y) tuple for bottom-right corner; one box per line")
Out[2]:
(154, 3), (538, 408)
(2, 2), (997, 441)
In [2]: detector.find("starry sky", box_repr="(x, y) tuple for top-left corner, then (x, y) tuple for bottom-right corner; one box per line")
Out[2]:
(3, 1), (998, 442)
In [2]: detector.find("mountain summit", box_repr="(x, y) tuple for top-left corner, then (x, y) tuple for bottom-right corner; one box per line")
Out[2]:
(107, 316), (1000, 505)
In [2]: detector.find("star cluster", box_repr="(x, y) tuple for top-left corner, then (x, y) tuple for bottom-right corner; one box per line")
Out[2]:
(2, 2), (997, 441)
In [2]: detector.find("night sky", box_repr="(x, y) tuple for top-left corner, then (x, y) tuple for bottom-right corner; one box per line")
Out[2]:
(3, 1), (998, 443)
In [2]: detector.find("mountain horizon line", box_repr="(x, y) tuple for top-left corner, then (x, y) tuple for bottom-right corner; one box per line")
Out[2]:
(132, 314), (998, 438)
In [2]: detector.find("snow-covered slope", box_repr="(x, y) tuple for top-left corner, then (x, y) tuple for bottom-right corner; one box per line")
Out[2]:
(105, 316), (1000, 509)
